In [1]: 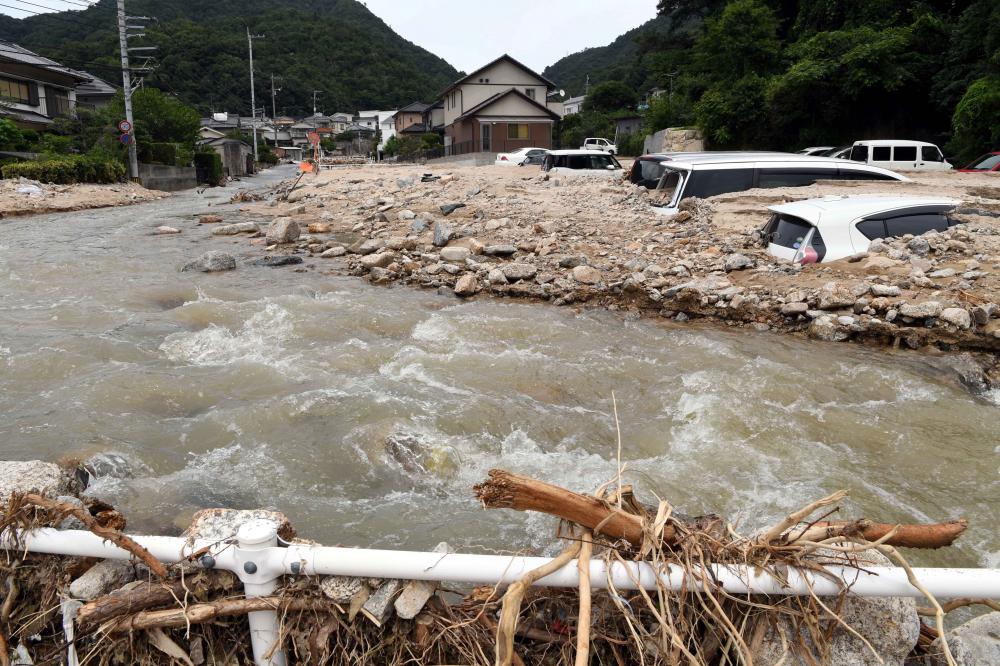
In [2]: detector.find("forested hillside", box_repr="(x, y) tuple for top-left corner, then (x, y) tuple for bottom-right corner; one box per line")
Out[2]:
(0, 0), (460, 116)
(544, 0), (1000, 161)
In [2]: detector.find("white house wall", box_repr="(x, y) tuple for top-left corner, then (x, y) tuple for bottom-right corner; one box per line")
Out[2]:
(443, 59), (549, 127)
(475, 93), (550, 118)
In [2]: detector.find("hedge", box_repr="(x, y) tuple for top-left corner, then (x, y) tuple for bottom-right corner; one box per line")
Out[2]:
(1, 155), (125, 184)
(142, 142), (178, 166)
(194, 151), (223, 185)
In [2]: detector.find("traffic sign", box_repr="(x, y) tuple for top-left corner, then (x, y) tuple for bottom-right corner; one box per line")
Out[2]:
(119, 133), (132, 145)
(307, 131), (320, 146)
(117, 120), (132, 133)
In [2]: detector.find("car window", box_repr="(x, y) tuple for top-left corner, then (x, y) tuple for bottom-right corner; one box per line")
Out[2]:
(856, 219), (887, 239)
(971, 154), (1000, 170)
(837, 167), (899, 181)
(683, 168), (754, 198)
(872, 146), (891, 161)
(894, 146), (917, 161)
(590, 154), (614, 169)
(567, 155), (591, 169)
(885, 213), (949, 236)
(922, 146), (943, 162)
(850, 145), (868, 162)
(637, 159), (666, 185)
(763, 213), (814, 249)
(757, 169), (837, 188)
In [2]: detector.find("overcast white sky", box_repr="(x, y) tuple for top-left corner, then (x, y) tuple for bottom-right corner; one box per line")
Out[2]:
(1, 0), (659, 73)
(361, 0), (659, 72)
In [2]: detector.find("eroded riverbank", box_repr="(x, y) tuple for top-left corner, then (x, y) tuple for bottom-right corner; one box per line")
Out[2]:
(214, 163), (1000, 393)
(0, 176), (161, 217)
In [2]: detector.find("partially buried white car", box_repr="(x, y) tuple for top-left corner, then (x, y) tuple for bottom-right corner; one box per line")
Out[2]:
(541, 150), (623, 177)
(762, 195), (960, 264)
(495, 147), (548, 166)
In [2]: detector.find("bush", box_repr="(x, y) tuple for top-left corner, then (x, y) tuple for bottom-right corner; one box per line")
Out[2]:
(194, 151), (223, 185)
(617, 132), (646, 156)
(142, 142), (178, 165)
(948, 75), (1000, 164)
(1, 155), (125, 184)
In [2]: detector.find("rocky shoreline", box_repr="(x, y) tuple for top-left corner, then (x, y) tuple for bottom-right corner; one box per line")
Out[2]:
(196, 164), (1000, 396)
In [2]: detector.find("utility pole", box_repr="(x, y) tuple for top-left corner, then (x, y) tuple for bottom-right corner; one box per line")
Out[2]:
(116, 0), (139, 181)
(270, 74), (280, 144)
(246, 27), (264, 164)
(312, 90), (323, 116)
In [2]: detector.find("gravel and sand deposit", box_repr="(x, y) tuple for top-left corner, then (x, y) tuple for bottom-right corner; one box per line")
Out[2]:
(0, 177), (161, 217)
(200, 162), (1000, 391)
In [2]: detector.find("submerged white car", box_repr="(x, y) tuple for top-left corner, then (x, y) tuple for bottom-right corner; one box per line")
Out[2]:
(495, 147), (548, 166)
(762, 195), (959, 264)
(542, 150), (623, 177)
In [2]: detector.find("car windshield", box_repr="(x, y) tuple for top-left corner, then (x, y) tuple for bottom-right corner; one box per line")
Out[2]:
(589, 154), (619, 169)
(762, 213), (814, 249)
(652, 168), (684, 205)
(969, 154), (1000, 170)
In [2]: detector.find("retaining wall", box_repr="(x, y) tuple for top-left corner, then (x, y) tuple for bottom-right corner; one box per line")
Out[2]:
(138, 163), (197, 192)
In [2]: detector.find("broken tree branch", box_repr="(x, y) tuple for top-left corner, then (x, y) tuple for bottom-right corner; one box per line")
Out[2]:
(78, 580), (197, 628)
(106, 597), (333, 633)
(474, 470), (655, 546)
(22, 494), (168, 579)
(791, 519), (968, 550)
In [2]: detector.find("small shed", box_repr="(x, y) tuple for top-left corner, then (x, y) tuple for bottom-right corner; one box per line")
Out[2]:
(199, 137), (254, 177)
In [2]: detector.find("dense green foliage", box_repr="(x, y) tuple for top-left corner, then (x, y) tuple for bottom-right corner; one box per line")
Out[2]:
(546, 0), (1000, 160)
(193, 151), (223, 184)
(1, 155), (124, 183)
(0, 0), (459, 117)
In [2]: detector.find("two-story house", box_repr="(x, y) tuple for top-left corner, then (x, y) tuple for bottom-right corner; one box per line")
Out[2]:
(0, 41), (91, 129)
(439, 54), (560, 155)
(393, 102), (429, 135)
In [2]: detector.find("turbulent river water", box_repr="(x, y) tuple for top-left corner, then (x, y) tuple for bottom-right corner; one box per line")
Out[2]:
(0, 166), (997, 568)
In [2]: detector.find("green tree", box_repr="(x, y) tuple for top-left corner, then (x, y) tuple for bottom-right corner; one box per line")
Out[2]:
(585, 80), (638, 114)
(0, 117), (24, 149)
(948, 76), (1000, 163)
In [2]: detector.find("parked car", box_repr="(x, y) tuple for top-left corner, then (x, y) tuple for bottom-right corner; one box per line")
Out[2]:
(581, 138), (618, 154)
(848, 140), (952, 171)
(958, 152), (1000, 173)
(762, 195), (959, 265)
(644, 154), (907, 215)
(823, 146), (852, 159)
(495, 147), (548, 167)
(542, 150), (623, 177)
(797, 146), (836, 156)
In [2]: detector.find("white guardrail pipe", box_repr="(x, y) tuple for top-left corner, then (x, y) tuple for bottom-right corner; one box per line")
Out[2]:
(6, 526), (1000, 598)
(6, 522), (1000, 666)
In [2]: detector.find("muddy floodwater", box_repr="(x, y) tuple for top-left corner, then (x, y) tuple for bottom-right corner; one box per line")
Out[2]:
(1, 167), (997, 568)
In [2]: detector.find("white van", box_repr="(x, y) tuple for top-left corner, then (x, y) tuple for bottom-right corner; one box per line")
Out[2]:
(848, 140), (951, 171)
(542, 150), (623, 177)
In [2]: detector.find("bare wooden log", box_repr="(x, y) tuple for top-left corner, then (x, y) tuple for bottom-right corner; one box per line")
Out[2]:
(795, 519), (968, 549)
(107, 597), (333, 633)
(475, 470), (967, 550)
(22, 494), (168, 579)
(474, 470), (654, 546)
(77, 580), (192, 628)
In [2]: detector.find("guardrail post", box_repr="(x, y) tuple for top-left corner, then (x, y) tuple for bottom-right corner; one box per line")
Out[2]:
(236, 520), (286, 666)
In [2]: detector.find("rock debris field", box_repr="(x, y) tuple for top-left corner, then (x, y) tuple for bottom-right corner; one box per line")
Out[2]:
(188, 163), (1000, 392)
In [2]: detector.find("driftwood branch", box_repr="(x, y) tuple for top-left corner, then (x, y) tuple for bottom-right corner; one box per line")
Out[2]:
(107, 597), (333, 633)
(23, 494), (168, 578)
(474, 470), (967, 550)
(474, 470), (657, 546)
(78, 580), (193, 628)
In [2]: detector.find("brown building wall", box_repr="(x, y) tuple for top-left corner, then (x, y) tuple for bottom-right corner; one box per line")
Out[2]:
(394, 112), (423, 134)
(471, 121), (552, 152)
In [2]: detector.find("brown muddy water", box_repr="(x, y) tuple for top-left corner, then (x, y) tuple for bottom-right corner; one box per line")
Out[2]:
(0, 166), (997, 568)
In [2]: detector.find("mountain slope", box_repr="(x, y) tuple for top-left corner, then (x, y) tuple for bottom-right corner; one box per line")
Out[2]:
(0, 0), (459, 116)
(542, 9), (707, 98)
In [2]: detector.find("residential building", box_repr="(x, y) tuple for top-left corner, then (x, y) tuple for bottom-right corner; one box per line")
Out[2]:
(393, 102), (429, 134)
(199, 136), (253, 177)
(439, 54), (560, 154)
(615, 116), (644, 138)
(74, 73), (116, 111)
(563, 95), (586, 115)
(379, 112), (396, 152)
(424, 101), (444, 134)
(354, 113), (379, 133)
(330, 112), (352, 133)
(0, 40), (91, 129)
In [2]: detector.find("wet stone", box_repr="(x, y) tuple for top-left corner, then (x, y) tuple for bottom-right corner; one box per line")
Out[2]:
(0, 460), (65, 498)
(181, 251), (237, 272)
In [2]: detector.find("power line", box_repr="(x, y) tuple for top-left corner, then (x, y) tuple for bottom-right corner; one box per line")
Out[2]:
(4, 0), (97, 13)
(0, 2), (102, 28)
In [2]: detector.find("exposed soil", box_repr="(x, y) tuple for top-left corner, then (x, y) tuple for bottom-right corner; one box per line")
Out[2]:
(0, 177), (162, 218)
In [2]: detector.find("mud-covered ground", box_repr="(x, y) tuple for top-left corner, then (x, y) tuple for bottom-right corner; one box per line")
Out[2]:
(0, 177), (161, 217)
(205, 162), (1000, 390)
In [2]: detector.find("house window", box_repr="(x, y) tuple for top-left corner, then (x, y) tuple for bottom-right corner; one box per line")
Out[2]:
(525, 88), (535, 100)
(507, 123), (529, 139)
(0, 76), (33, 104)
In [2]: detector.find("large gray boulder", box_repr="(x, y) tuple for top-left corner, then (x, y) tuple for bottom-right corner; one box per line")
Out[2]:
(265, 217), (300, 244)
(182, 251), (237, 272)
(752, 549), (919, 665)
(0, 460), (65, 498)
(930, 612), (1000, 665)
